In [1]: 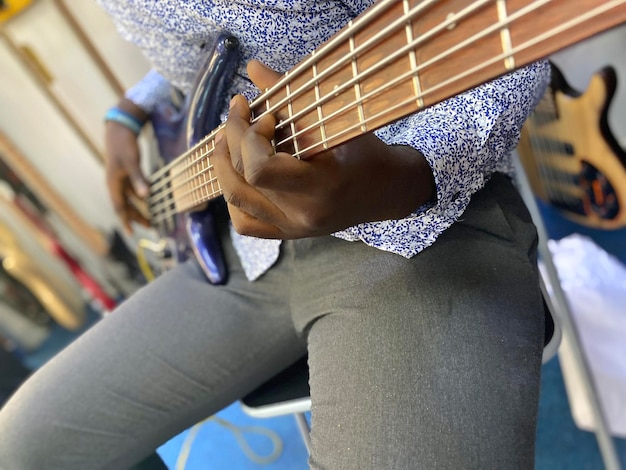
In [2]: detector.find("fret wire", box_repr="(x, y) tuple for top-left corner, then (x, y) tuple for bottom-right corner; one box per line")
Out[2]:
(194, 158), (200, 202)
(182, 160), (188, 208)
(349, 35), (367, 133)
(496, 0), (516, 70)
(502, 1), (621, 56)
(149, 150), (199, 198)
(150, 0), (621, 217)
(285, 82), (300, 156)
(185, 161), (191, 208)
(197, 150), (205, 201)
(404, 0), (424, 109)
(150, 179), (200, 215)
(180, 146), (208, 178)
(266, 94), (279, 153)
(201, 143), (208, 199)
(312, 60), (328, 150)
(209, 138), (217, 196)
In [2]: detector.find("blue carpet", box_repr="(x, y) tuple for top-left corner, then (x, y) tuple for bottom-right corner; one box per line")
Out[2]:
(536, 358), (626, 469)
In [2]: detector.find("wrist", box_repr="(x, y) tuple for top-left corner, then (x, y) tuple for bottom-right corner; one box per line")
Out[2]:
(388, 145), (436, 218)
(104, 99), (148, 135)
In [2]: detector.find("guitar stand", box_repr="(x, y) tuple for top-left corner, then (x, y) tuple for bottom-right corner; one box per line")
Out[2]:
(514, 153), (622, 470)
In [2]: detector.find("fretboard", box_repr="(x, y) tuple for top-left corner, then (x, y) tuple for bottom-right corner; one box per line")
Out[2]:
(149, 0), (626, 225)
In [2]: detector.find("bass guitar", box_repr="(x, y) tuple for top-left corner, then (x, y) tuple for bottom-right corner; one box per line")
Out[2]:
(517, 62), (626, 229)
(147, 0), (626, 284)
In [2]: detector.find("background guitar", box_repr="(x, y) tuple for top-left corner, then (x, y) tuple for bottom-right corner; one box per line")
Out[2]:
(517, 62), (626, 230)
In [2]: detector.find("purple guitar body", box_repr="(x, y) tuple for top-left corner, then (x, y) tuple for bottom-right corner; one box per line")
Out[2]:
(149, 34), (240, 285)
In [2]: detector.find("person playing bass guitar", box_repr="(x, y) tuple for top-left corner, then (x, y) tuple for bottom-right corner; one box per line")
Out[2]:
(0, 0), (562, 468)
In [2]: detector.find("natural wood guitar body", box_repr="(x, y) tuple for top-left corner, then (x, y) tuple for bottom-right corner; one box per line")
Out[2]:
(518, 63), (626, 229)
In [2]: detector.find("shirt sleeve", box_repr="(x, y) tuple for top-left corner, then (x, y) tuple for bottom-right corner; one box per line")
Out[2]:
(333, 60), (551, 257)
(124, 69), (173, 114)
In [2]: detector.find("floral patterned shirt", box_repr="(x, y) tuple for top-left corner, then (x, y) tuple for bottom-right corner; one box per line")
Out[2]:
(98, 0), (550, 280)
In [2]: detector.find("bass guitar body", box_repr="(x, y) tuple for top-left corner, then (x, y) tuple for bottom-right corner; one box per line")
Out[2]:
(149, 34), (240, 285)
(517, 62), (626, 229)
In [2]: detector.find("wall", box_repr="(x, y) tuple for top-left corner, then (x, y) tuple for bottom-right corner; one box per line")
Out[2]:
(0, 0), (152, 321)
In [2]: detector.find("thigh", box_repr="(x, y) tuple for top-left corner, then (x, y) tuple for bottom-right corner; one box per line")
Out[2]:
(0, 252), (305, 470)
(300, 176), (545, 469)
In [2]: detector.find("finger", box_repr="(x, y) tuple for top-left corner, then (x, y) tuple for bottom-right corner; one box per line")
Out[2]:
(225, 95), (251, 175)
(213, 128), (287, 227)
(123, 159), (149, 199)
(241, 113), (325, 191)
(125, 201), (151, 229)
(125, 190), (151, 225)
(247, 60), (283, 90)
(106, 168), (132, 231)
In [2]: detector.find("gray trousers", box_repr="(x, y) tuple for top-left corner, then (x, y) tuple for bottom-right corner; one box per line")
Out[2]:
(0, 174), (545, 469)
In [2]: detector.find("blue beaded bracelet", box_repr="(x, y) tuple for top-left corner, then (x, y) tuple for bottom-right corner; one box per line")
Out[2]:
(104, 107), (144, 135)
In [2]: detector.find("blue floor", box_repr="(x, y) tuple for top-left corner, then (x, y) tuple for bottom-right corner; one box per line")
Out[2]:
(156, 404), (309, 469)
(18, 199), (626, 469)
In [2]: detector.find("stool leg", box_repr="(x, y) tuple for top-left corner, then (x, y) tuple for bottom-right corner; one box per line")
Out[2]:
(514, 153), (621, 470)
(294, 412), (311, 455)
